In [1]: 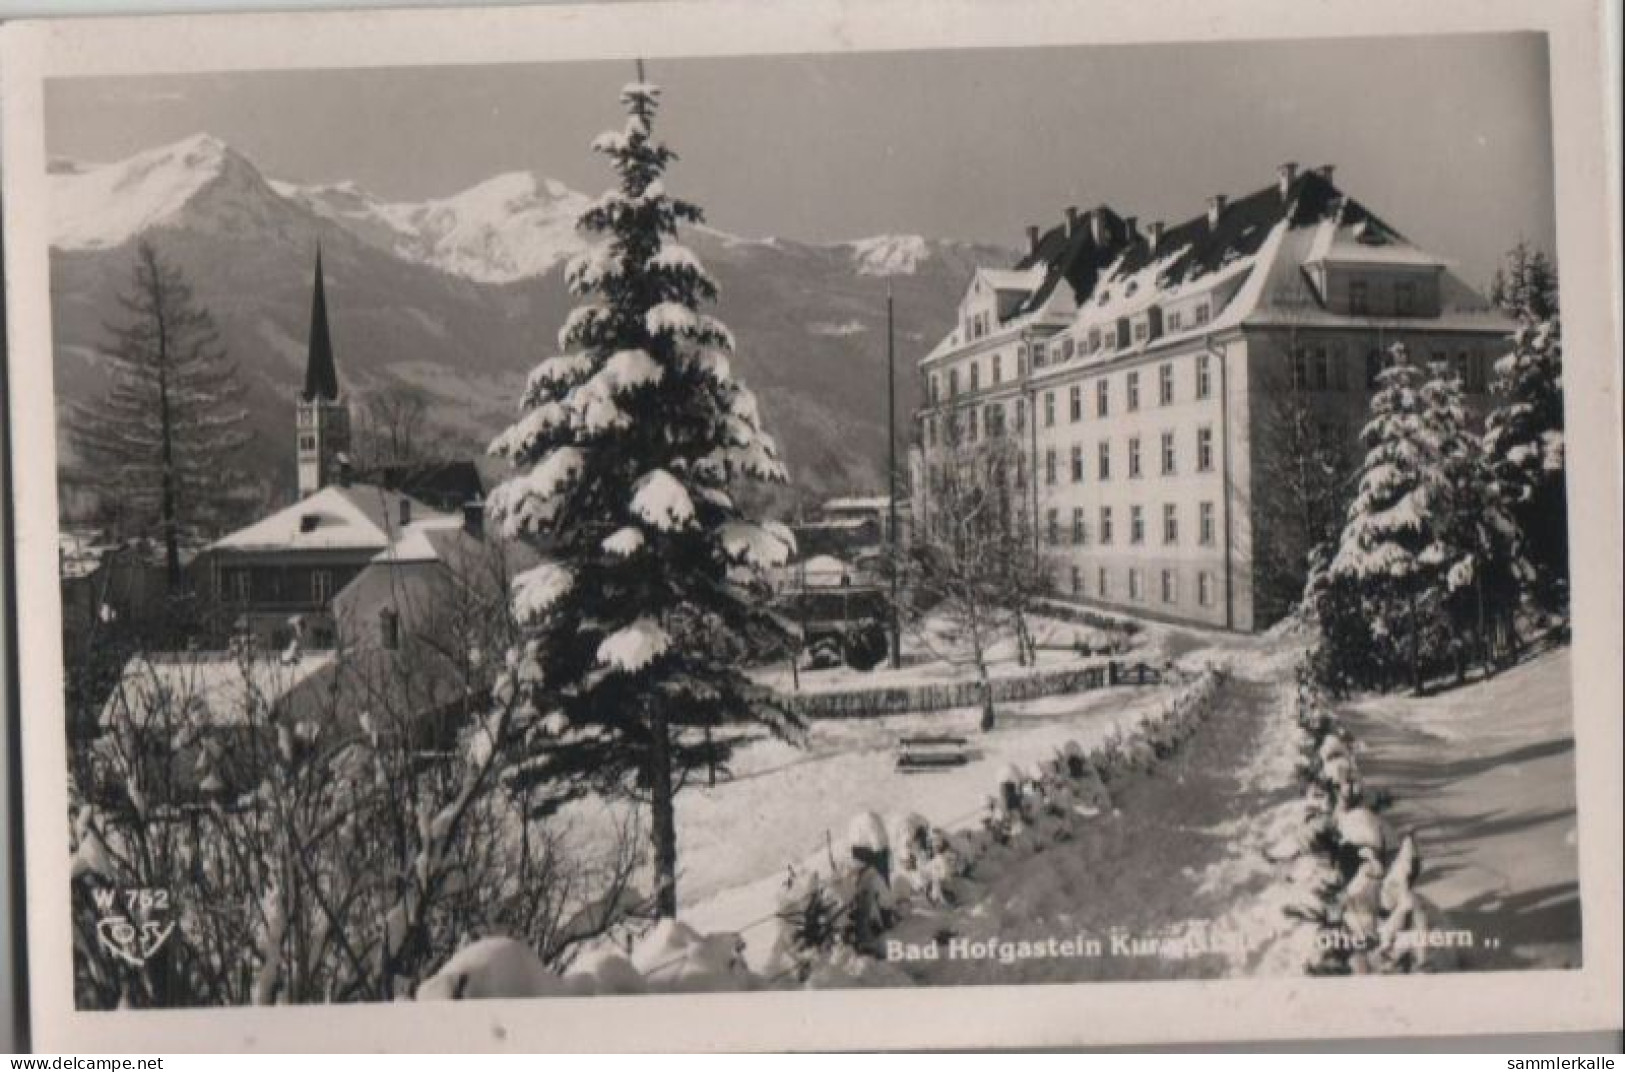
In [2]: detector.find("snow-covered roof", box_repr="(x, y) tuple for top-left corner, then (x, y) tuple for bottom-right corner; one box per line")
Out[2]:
(99, 651), (337, 729)
(210, 483), (448, 554)
(1302, 212), (1447, 269)
(369, 516), (469, 564)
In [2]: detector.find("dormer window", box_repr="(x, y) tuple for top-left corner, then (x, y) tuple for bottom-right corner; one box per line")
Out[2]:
(1349, 279), (1370, 316)
(1097, 290), (1111, 306)
(1395, 280), (1417, 317)
(1194, 302), (1211, 326)
(1125, 280), (1139, 297)
(299, 514), (320, 533)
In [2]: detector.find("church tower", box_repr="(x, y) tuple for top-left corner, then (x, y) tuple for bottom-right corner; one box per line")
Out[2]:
(296, 247), (351, 497)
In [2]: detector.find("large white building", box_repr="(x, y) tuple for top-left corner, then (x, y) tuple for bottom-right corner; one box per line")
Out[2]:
(913, 164), (1513, 631)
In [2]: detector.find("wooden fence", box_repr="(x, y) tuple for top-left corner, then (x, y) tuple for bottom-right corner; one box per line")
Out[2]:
(785, 659), (1164, 720)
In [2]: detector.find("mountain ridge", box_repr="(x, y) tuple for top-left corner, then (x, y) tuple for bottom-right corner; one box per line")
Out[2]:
(49, 134), (1016, 513)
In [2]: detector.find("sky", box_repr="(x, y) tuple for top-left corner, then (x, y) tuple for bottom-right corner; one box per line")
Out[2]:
(44, 31), (1556, 289)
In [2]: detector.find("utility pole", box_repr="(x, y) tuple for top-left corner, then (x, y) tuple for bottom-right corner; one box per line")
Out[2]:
(886, 283), (902, 669)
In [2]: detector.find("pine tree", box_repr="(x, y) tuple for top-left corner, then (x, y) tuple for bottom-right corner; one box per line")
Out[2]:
(1329, 344), (1455, 692)
(1484, 269), (1566, 614)
(1419, 361), (1528, 678)
(485, 72), (800, 918)
(69, 240), (252, 586)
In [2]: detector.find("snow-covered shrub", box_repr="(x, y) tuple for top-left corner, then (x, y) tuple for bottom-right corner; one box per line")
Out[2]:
(1270, 656), (1428, 975)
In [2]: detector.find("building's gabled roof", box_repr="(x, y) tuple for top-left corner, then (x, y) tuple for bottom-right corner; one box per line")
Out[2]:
(1008, 206), (1130, 320)
(358, 459), (485, 515)
(209, 483), (447, 554)
(99, 651), (337, 730)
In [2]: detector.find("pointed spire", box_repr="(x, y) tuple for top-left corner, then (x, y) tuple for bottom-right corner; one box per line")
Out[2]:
(303, 243), (339, 402)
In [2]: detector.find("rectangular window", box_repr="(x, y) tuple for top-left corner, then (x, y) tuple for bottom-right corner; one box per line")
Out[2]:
(1196, 354), (1212, 399)
(1088, 328), (1101, 353)
(1159, 363), (1174, 405)
(1126, 371), (1140, 411)
(970, 363), (981, 392)
(930, 375), (940, 404)
(1194, 302), (1210, 326)
(1292, 346), (1309, 390)
(993, 353), (1004, 384)
(1199, 501), (1216, 546)
(1129, 568), (1143, 602)
(1130, 505), (1145, 545)
(229, 569), (251, 603)
(1197, 426), (1215, 472)
(1349, 279), (1370, 315)
(1098, 440), (1112, 481)
(1072, 507), (1086, 544)
(1096, 379), (1110, 417)
(1062, 338), (1076, 361)
(1128, 436), (1142, 478)
(1045, 448), (1057, 486)
(1071, 566), (1082, 596)
(312, 569), (334, 604)
(1313, 347), (1330, 391)
(985, 404), (1003, 438)
(948, 369), (959, 397)
(1395, 280), (1416, 316)
(1033, 341), (1047, 368)
(1161, 569), (1178, 605)
(1071, 444), (1085, 483)
(1100, 506), (1114, 545)
(1169, 310), (1183, 331)
(1044, 391), (1056, 427)
(1160, 431), (1176, 475)
(1133, 321), (1149, 343)
(1047, 509), (1059, 546)
(1069, 385), (1083, 422)
(1198, 571), (1213, 607)
(966, 411), (979, 443)
(1163, 503), (1178, 545)
(1098, 566), (1110, 599)
(1014, 398), (1026, 431)
(1015, 454), (1026, 489)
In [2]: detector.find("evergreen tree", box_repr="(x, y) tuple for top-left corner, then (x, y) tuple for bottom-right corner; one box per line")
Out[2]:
(1484, 288), (1567, 614)
(1328, 344), (1455, 692)
(485, 72), (800, 918)
(1419, 361), (1528, 678)
(1489, 240), (1559, 322)
(69, 240), (251, 585)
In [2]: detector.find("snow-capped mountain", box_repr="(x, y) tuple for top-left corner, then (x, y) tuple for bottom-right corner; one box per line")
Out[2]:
(274, 171), (594, 284)
(48, 134), (1014, 505)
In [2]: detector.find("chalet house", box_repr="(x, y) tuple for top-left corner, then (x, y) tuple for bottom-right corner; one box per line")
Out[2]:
(913, 163), (1514, 631)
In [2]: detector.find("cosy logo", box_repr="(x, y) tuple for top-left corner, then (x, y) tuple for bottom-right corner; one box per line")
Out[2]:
(90, 887), (176, 967)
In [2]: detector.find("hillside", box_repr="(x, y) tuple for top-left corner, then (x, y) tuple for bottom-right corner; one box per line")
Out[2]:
(50, 134), (1013, 514)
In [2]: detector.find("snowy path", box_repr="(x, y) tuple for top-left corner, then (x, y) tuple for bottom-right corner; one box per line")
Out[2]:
(875, 672), (1282, 986)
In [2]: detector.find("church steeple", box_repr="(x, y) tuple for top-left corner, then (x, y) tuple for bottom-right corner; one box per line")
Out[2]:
(303, 245), (340, 402)
(296, 244), (351, 497)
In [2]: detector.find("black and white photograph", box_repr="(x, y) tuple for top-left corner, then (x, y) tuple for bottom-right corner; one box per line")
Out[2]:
(2, 0), (1620, 1052)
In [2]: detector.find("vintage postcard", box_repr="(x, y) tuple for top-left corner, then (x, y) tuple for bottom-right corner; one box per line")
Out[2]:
(2, 0), (1620, 1052)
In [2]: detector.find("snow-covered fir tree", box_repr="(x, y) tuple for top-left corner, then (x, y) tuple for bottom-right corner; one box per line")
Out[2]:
(1418, 360), (1528, 676)
(485, 72), (801, 918)
(1484, 254), (1566, 613)
(1327, 344), (1457, 692)
(69, 240), (251, 585)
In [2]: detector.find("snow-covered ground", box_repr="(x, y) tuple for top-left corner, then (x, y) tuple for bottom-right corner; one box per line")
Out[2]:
(559, 677), (1176, 966)
(1336, 645), (1580, 968)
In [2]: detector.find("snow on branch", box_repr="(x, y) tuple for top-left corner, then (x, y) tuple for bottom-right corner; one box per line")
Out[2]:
(629, 468), (696, 531)
(596, 617), (670, 674)
(512, 562), (575, 625)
